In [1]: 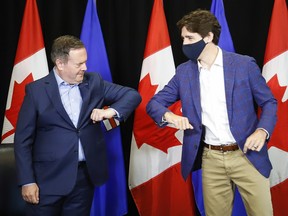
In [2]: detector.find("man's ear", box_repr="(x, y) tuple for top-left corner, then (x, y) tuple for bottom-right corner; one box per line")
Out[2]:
(55, 58), (64, 70)
(205, 32), (214, 43)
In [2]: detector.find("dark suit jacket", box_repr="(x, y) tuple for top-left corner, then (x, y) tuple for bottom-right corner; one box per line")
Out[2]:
(146, 50), (277, 180)
(14, 71), (141, 195)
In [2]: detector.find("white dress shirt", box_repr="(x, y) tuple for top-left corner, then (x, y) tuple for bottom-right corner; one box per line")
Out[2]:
(198, 48), (236, 145)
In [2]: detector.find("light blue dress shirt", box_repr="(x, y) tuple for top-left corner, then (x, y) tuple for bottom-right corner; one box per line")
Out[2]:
(54, 70), (86, 161)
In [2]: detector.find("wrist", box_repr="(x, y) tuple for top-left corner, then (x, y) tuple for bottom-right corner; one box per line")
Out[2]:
(257, 128), (269, 140)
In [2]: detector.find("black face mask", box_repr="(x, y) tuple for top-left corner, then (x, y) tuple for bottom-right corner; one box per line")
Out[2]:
(182, 39), (207, 62)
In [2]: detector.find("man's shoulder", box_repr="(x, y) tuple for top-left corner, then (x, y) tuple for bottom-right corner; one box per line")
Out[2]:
(178, 59), (195, 67)
(177, 60), (195, 70)
(84, 72), (102, 79)
(175, 60), (198, 77)
(83, 72), (103, 84)
(26, 72), (51, 88)
(223, 50), (255, 63)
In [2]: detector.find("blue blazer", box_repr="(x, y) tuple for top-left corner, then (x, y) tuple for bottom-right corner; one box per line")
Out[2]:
(14, 71), (141, 195)
(146, 51), (277, 180)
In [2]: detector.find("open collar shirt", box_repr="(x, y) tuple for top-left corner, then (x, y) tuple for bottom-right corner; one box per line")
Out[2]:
(54, 69), (86, 161)
(198, 48), (236, 145)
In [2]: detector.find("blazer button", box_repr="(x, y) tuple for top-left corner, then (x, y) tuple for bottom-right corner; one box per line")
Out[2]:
(194, 144), (198, 149)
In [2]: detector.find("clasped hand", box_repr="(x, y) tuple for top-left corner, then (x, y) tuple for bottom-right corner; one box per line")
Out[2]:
(164, 112), (193, 130)
(90, 108), (116, 123)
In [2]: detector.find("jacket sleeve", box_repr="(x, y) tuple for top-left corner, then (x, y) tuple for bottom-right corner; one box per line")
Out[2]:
(146, 74), (180, 127)
(14, 84), (37, 186)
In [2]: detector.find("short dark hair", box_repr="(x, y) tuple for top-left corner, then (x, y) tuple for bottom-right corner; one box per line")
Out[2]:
(51, 35), (85, 64)
(176, 9), (221, 45)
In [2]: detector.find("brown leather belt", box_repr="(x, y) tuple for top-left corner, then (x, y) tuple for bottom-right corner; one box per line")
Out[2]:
(204, 143), (239, 152)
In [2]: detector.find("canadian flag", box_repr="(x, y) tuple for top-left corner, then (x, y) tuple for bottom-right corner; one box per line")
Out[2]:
(262, 0), (288, 215)
(1, 0), (49, 144)
(128, 0), (196, 215)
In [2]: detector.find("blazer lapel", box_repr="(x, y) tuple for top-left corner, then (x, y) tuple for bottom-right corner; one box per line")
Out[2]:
(44, 72), (74, 127)
(188, 62), (202, 120)
(78, 76), (91, 128)
(223, 51), (235, 122)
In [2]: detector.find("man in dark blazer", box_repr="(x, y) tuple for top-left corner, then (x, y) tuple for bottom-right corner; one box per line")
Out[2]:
(14, 35), (141, 216)
(146, 10), (277, 216)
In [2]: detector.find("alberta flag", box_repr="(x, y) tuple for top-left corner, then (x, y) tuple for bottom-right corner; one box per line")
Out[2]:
(80, 0), (127, 215)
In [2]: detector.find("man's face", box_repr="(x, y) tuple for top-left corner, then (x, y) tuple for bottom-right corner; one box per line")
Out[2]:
(181, 26), (202, 45)
(57, 48), (87, 84)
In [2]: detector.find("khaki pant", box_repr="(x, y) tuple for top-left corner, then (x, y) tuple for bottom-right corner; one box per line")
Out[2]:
(201, 147), (273, 216)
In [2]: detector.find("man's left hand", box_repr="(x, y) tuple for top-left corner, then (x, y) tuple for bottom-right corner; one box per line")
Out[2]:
(90, 108), (116, 123)
(243, 129), (267, 153)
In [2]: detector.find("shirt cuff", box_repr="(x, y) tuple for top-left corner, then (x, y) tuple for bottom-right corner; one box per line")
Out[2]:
(22, 183), (35, 187)
(109, 107), (120, 118)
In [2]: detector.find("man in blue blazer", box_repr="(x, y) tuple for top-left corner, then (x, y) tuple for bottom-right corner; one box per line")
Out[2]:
(146, 10), (277, 216)
(14, 35), (141, 216)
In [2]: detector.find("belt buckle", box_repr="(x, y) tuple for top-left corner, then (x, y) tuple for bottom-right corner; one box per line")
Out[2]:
(220, 144), (225, 153)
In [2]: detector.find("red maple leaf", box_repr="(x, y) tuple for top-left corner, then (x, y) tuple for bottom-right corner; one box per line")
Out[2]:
(267, 74), (288, 152)
(2, 73), (34, 141)
(133, 73), (182, 153)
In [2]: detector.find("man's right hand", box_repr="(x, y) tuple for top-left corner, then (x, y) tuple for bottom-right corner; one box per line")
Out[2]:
(164, 112), (193, 130)
(22, 183), (39, 204)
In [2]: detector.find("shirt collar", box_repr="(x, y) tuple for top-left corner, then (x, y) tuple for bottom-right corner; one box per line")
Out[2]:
(53, 68), (78, 87)
(198, 46), (223, 70)
(53, 68), (65, 87)
(214, 47), (223, 67)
